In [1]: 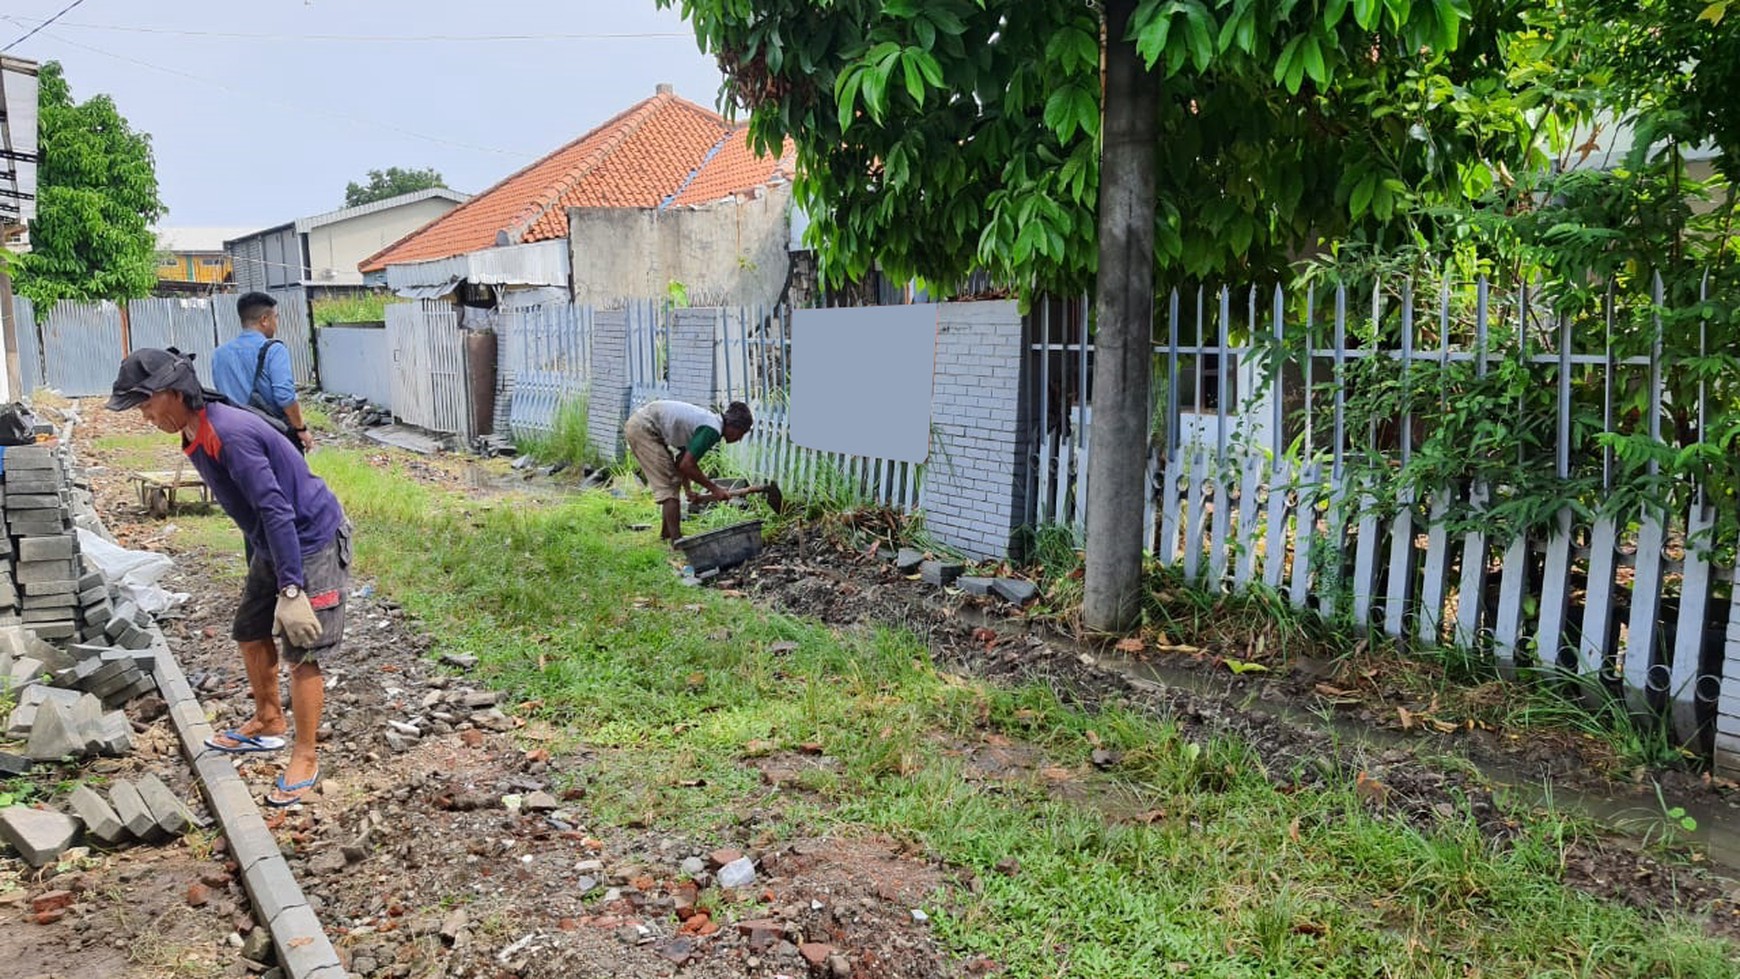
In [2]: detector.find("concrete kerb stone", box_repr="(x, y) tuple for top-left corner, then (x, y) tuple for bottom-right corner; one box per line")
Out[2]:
(148, 618), (344, 979)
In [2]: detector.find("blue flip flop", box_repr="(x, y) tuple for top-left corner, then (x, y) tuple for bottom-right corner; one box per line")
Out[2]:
(204, 729), (287, 754)
(265, 769), (320, 808)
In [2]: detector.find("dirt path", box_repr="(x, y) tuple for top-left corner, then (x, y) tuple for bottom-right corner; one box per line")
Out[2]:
(4, 404), (958, 979)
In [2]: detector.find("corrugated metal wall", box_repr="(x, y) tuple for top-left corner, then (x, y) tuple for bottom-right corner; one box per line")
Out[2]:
(127, 297), (220, 385)
(11, 296), (43, 396)
(41, 300), (126, 397)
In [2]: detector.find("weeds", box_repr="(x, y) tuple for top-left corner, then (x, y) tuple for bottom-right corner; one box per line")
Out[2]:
(516, 396), (605, 472)
(312, 294), (396, 326)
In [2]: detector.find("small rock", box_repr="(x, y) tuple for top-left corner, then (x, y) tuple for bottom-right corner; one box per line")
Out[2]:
(440, 909), (469, 945)
(910, 908), (929, 923)
(576, 876), (599, 895)
(524, 791), (558, 813)
(799, 942), (836, 967)
(242, 926), (274, 963)
(656, 936), (695, 963)
(828, 953), (852, 978)
(679, 856), (706, 877)
(185, 882), (211, 907)
(308, 850), (347, 875)
(716, 856), (756, 889)
(440, 653), (479, 670)
(995, 857), (1021, 877)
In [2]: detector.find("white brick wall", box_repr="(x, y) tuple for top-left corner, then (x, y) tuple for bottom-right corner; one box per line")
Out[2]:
(588, 309), (631, 461)
(1716, 563), (1740, 778)
(919, 301), (1030, 561)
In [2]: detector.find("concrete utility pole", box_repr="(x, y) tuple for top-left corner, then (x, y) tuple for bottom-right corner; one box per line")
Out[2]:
(1081, 0), (1159, 633)
(0, 55), (42, 402)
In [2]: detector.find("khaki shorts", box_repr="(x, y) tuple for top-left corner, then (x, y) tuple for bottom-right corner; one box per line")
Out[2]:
(625, 413), (682, 503)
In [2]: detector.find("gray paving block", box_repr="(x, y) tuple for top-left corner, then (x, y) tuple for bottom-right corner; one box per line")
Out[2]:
(88, 665), (145, 701)
(20, 684), (80, 708)
(117, 625), (153, 650)
(136, 774), (193, 837)
(22, 590), (79, 609)
(957, 575), (996, 596)
(82, 603), (113, 628)
(992, 578), (1040, 605)
(68, 642), (111, 662)
(896, 548), (924, 573)
(30, 621), (78, 640)
(23, 607), (77, 623)
(920, 560), (964, 587)
(76, 571), (103, 591)
(242, 855), (309, 928)
(95, 711), (133, 756)
(272, 903), (344, 976)
(104, 674), (157, 709)
(78, 657), (134, 690)
(22, 578), (78, 596)
(78, 585), (108, 607)
(0, 805), (81, 867)
(5, 704), (34, 736)
(2, 446), (59, 470)
(5, 654), (45, 688)
(107, 780), (168, 844)
(70, 693), (104, 752)
(68, 784), (128, 845)
(15, 560), (78, 584)
(5, 494), (64, 510)
(9, 517), (71, 535)
(0, 751), (31, 776)
(16, 535), (76, 563)
(25, 701), (84, 761)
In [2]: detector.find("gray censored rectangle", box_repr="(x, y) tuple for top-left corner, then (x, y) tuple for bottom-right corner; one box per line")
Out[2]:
(789, 305), (938, 464)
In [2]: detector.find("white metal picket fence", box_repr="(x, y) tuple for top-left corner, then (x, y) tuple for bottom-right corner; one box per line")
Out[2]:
(1029, 275), (1740, 759)
(501, 302), (593, 440)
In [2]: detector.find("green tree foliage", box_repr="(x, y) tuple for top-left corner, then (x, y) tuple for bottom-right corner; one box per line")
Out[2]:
(343, 167), (447, 207)
(14, 61), (164, 306)
(658, 0), (1550, 295)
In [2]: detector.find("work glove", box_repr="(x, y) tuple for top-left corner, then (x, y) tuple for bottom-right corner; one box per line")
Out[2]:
(274, 591), (324, 647)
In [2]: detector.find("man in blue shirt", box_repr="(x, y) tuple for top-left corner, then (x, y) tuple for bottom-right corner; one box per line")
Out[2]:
(212, 292), (314, 452)
(108, 348), (348, 807)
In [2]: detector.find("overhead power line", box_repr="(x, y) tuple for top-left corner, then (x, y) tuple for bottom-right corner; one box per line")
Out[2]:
(0, 17), (694, 44)
(2, 0), (89, 52)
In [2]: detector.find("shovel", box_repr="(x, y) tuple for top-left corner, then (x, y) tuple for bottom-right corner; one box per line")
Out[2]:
(724, 481), (785, 513)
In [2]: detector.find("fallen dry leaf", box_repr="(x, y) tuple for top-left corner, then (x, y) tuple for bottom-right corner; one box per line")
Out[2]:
(1114, 637), (1145, 653)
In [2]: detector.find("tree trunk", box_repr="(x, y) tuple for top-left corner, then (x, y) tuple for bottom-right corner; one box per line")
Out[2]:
(1082, 0), (1158, 633)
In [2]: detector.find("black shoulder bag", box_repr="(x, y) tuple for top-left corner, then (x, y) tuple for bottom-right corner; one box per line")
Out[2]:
(247, 340), (307, 456)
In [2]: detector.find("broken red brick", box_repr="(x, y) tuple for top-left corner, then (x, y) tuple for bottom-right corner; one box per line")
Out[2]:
(185, 882), (211, 908)
(708, 848), (743, 870)
(800, 942), (836, 967)
(34, 909), (67, 925)
(459, 729), (484, 748)
(31, 891), (74, 915)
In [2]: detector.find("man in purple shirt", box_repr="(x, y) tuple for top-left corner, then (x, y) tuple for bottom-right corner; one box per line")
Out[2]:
(108, 348), (349, 807)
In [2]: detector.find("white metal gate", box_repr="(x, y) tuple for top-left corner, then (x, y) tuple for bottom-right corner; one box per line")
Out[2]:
(386, 300), (469, 438)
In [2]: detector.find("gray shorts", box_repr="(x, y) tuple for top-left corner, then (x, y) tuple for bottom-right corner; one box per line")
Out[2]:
(233, 522), (352, 664)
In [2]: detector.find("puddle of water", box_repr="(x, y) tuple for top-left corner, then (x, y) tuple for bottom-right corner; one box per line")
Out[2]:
(1097, 652), (1740, 872)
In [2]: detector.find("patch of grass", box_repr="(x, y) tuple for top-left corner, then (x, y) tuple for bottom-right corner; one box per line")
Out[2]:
(312, 294), (397, 326)
(301, 402), (333, 433)
(515, 396), (604, 472)
(311, 447), (1736, 978)
(90, 433), (179, 472)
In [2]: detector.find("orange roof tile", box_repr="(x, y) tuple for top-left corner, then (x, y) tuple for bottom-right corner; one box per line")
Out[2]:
(670, 130), (796, 208)
(360, 92), (791, 273)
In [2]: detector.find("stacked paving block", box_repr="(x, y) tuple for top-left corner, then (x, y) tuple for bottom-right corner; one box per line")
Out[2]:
(4, 445), (89, 643)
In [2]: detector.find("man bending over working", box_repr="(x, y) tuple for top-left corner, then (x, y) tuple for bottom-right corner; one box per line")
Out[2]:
(108, 349), (350, 807)
(623, 399), (753, 541)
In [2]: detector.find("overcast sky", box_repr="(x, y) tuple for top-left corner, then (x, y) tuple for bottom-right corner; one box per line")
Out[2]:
(2, 1), (728, 229)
